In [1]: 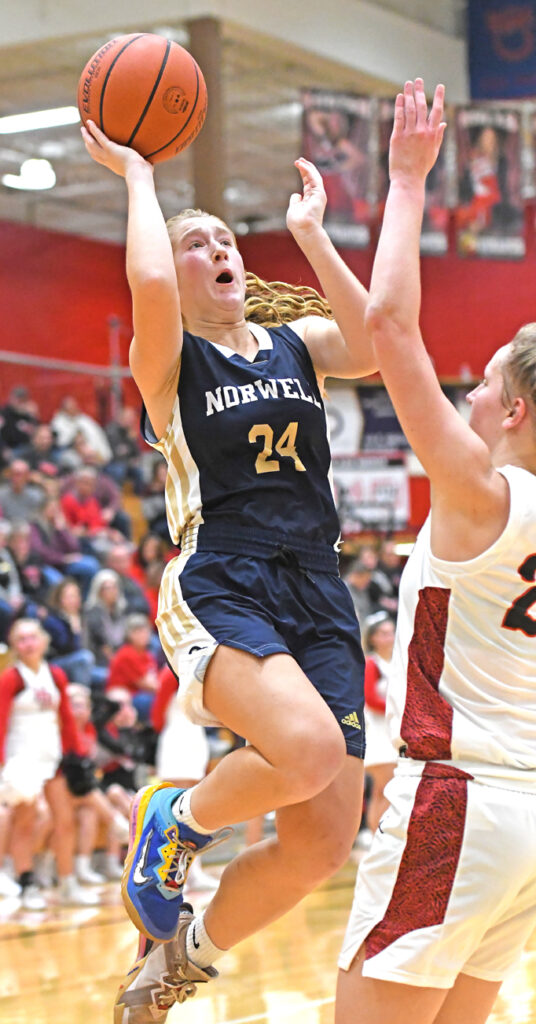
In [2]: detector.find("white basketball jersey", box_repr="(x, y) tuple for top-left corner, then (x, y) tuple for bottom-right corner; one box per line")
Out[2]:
(388, 464), (536, 776)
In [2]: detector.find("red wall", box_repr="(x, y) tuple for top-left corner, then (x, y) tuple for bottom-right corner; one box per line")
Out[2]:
(1, 208), (535, 418)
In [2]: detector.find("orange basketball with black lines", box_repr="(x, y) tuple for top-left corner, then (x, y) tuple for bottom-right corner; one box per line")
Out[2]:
(77, 33), (207, 163)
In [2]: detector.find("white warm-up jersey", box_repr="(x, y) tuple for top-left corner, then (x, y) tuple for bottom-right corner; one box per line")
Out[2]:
(388, 464), (536, 778)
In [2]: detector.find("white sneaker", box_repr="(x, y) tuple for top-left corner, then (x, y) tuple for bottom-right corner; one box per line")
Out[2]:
(103, 853), (124, 880)
(34, 851), (56, 889)
(75, 856), (106, 885)
(111, 812), (130, 845)
(184, 859), (219, 893)
(58, 875), (100, 906)
(0, 870), (21, 898)
(21, 884), (47, 911)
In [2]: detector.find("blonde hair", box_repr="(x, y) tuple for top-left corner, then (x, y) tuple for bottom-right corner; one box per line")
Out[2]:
(165, 209), (333, 328)
(503, 324), (536, 417)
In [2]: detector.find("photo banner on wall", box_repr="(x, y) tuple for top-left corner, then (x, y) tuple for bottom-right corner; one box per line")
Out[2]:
(378, 100), (448, 255)
(455, 106), (525, 259)
(468, 0), (536, 99)
(332, 453), (409, 535)
(301, 89), (372, 248)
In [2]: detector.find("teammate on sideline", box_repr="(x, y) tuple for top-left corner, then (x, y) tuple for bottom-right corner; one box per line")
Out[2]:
(81, 118), (376, 1019)
(336, 79), (536, 1024)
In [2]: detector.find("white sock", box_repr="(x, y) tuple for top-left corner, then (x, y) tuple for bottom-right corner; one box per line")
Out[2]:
(186, 911), (226, 968)
(172, 787), (212, 835)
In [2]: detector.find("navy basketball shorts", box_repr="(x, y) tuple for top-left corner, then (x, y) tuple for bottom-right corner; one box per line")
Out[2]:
(157, 550), (366, 758)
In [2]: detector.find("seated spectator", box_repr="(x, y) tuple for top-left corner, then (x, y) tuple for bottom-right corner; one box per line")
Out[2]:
(0, 387), (39, 454)
(42, 578), (103, 690)
(140, 458), (171, 542)
(371, 536), (403, 619)
(344, 555), (382, 625)
(8, 521), (58, 607)
(51, 395), (112, 464)
(61, 465), (131, 540)
(106, 613), (159, 721)
(84, 569), (128, 668)
(67, 684), (129, 883)
(0, 618), (98, 908)
(0, 459), (45, 522)
(105, 405), (145, 491)
(0, 520), (27, 641)
(60, 466), (122, 556)
(151, 664), (217, 891)
(29, 497), (100, 597)
(104, 542), (151, 615)
(92, 687), (153, 815)
(17, 423), (62, 477)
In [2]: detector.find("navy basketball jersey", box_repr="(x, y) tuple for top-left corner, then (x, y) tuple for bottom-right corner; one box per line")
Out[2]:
(142, 321), (341, 571)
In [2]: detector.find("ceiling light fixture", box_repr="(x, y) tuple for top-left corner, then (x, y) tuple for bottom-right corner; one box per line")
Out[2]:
(0, 106), (80, 134)
(2, 158), (56, 190)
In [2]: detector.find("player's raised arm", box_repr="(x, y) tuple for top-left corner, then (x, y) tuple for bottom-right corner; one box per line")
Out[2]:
(364, 80), (503, 523)
(81, 120), (182, 439)
(286, 158), (377, 381)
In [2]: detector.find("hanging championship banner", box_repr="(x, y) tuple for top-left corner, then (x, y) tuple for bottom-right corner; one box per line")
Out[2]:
(332, 453), (409, 535)
(378, 99), (448, 255)
(301, 89), (372, 248)
(468, 0), (536, 99)
(455, 106), (525, 258)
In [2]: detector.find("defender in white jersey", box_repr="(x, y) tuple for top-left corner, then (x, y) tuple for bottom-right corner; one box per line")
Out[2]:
(336, 80), (536, 1024)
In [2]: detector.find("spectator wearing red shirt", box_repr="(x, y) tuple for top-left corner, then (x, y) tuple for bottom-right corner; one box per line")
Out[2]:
(106, 613), (158, 721)
(363, 611), (397, 836)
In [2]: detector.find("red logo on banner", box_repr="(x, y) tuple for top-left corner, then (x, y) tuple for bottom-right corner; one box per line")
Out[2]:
(486, 8), (535, 62)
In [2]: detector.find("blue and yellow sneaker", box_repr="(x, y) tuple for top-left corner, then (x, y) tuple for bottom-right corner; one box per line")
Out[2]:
(121, 782), (231, 941)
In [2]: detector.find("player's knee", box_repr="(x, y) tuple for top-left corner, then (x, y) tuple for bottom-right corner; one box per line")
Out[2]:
(281, 721), (346, 802)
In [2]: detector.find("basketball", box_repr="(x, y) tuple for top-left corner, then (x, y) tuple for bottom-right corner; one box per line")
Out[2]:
(77, 33), (207, 164)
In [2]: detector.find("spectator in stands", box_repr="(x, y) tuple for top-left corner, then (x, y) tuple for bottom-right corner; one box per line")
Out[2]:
(8, 521), (57, 607)
(0, 459), (45, 522)
(0, 618), (98, 909)
(129, 534), (170, 622)
(61, 465), (132, 540)
(60, 466), (122, 556)
(105, 405), (144, 491)
(106, 613), (159, 721)
(344, 556), (381, 625)
(17, 423), (62, 476)
(0, 387), (39, 453)
(51, 395), (112, 464)
(29, 496), (100, 598)
(93, 686), (145, 817)
(0, 520), (26, 641)
(67, 684), (129, 883)
(151, 664), (217, 891)
(104, 542), (151, 615)
(140, 458), (170, 542)
(84, 569), (128, 668)
(362, 611), (396, 835)
(42, 578), (102, 690)
(372, 536), (403, 619)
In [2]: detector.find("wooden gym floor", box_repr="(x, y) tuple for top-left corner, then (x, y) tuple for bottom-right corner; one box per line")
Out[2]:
(0, 851), (534, 1024)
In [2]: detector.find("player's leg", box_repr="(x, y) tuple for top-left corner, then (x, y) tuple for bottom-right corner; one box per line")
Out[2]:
(193, 646), (348, 823)
(432, 973), (502, 1024)
(335, 945), (447, 1024)
(122, 648), (347, 940)
(201, 751), (363, 949)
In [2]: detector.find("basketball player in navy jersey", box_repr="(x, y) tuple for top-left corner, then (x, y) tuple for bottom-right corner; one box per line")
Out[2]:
(336, 80), (536, 1024)
(82, 118), (376, 1020)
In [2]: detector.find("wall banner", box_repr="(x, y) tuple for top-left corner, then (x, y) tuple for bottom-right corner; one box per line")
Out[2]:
(301, 89), (373, 248)
(332, 453), (409, 534)
(455, 106), (525, 258)
(468, 0), (536, 100)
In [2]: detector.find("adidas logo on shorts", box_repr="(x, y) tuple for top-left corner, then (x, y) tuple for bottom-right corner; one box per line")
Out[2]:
(341, 711), (361, 730)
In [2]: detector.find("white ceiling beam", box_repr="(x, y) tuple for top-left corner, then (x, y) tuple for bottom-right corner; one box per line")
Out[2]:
(3, 0), (468, 101)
